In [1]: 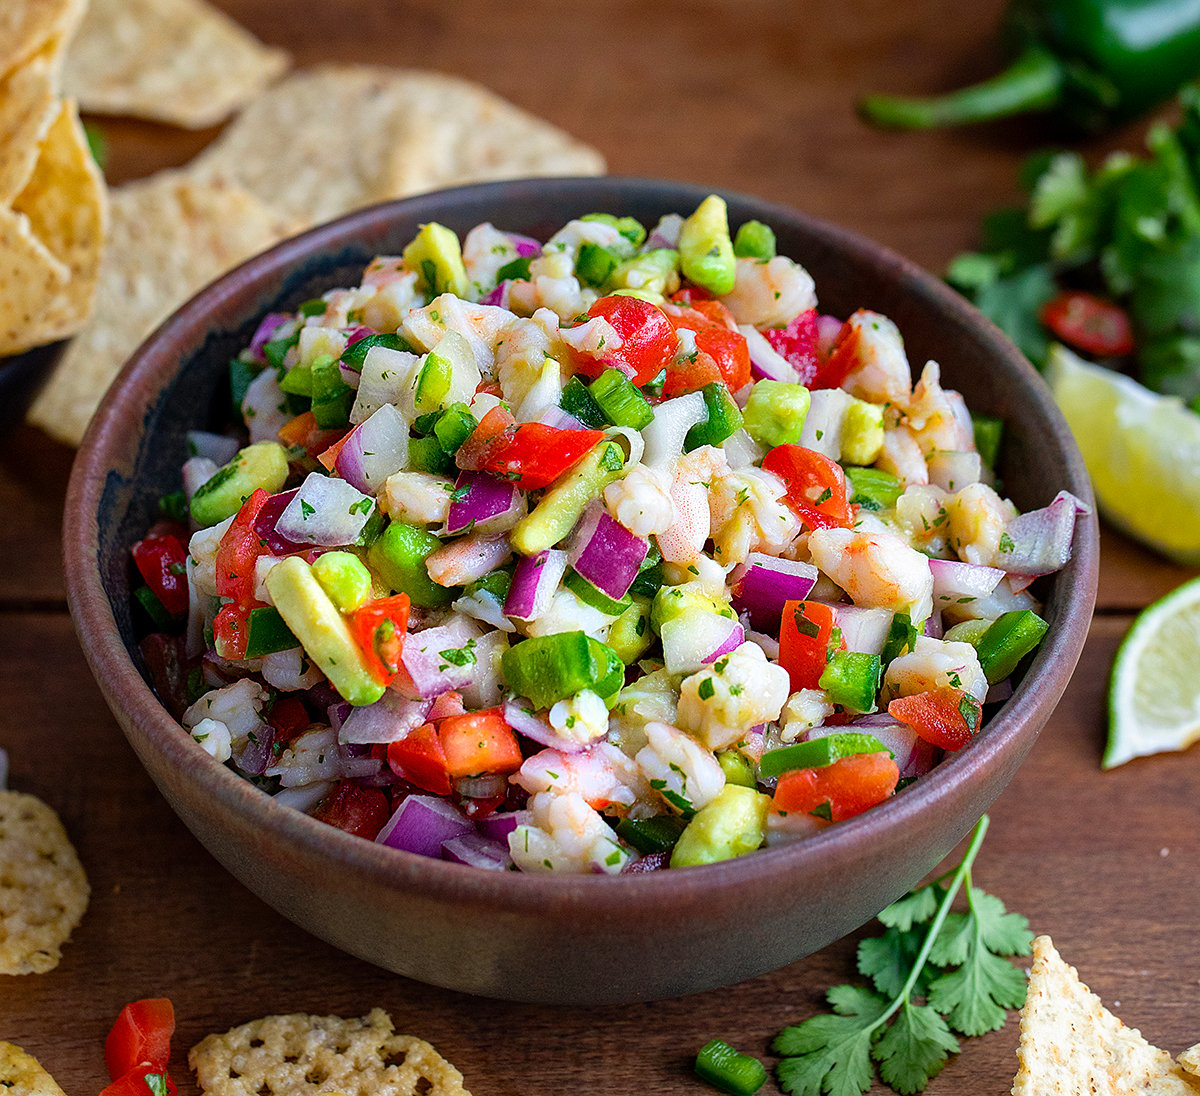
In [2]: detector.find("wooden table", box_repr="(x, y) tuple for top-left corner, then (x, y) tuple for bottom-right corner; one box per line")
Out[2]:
(4, 2), (1199, 1092)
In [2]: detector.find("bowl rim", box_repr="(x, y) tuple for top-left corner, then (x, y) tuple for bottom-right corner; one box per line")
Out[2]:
(64, 175), (1100, 917)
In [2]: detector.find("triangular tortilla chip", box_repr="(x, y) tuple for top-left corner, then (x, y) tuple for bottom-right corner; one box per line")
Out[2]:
(28, 173), (294, 445)
(0, 1042), (68, 1096)
(0, 0), (85, 78)
(1180, 1044), (1200, 1079)
(62, 0), (289, 129)
(1012, 936), (1200, 1095)
(0, 41), (62, 204)
(0, 209), (70, 356)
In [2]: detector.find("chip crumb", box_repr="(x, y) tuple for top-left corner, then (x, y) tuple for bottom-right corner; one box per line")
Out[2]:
(0, 1040), (69, 1096)
(0, 791), (89, 976)
(1012, 935), (1200, 1095)
(189, 1008), (472, 1096)
(1180, 1043), (1200, 1078)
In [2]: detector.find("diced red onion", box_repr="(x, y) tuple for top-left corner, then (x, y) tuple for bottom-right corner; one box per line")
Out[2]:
(275, 780), (335, 813)
(742, 324), (801, 383)
(241, 369), (292, 444)
(456, 631), (509, 710)
(350, 344), (420, 425)
(731, 553), (818, 632)
(504, 549), (567, 621)
(927, 450), (982, 493)
(834, 606), (893, 656)
(799, 388), (852, 459)
(1002, 491), (1090, 577)
(252, 489), (304, 554)
(182, 456), (219, 502)
(567, 505), (649, 601)
(334, 403), (409, 494)
(187, 430), (240, 466)
(477, 809), (529, 842)
(815, 314), (844, 357)
(623, 851), (671, 873)
(375, 794), (473, 857)
(838, 715), (938, 779)
(661, 612), (743, 675)
(338, 742), (384, 780)
(249, 312), (292, 361)
(929, 559), (1005, 606)
(327, 701), (352, 733)
(445, 472), (521, 535)
(703, 622), (745, 663)
(642, 392), (706, 467)
(231, 725), (275, 777)
(346, 325), (376, 346)
(426, 532), (512, 587)
(646, 214), (683, 249)
(923, 611), (944, 639)
(538, 404), (585, 431)
(429, 691), (466, 721)
(442, 831), (512, 870)
(507, 233), (542, 258)
(502, 698), (588, 752)
(275, 472), (376, 547)
(481, 281), (510, 308)
(396, 617), (483, 699)
(339, 691), (433, 745)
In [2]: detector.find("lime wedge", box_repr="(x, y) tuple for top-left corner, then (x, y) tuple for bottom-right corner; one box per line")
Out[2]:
(1046, 343), (1200, 565)
(1105, 575), (1200, 768)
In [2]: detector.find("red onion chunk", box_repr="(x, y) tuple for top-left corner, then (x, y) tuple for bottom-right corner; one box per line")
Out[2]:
(478, 809), (530, 842)
(442, 831), (512, 870)
(398, 617), (483, 699)
(445, 471), (519, 535)
(276, 472), (376, 547)
(338, 691), (433, 745)
(731, 553), (818, 632)
(826, 716), (938, 779)
(480, 282), (509, 308)
(346, 325), (376, 347)
(623, 850), (671, 873)
(507, 233), (542, 257)
(703, 621), (745, 663)
(834, 606), (893, 656)
(426, 532), (512, 587)
(502, 697), (589, 752)
(661, 612), (743, 675)
(567, 506), (648, 601)
(335, 403), (409, 493)
(1002, 491), (1089, 577)
(929, 559), (1005, 607)
(182, 456), (219, 502)
(186, 430), (240, 466)
(743, 325), (801, 383)
(376, 795), (473, 857)
(232, 724), (275, 776)
(249, 311), (292, 361)
(504, 549), (567, 621)
(253, 489), (308, 554)
(923, 611), (944, 639)
(537, 405), (586, 431)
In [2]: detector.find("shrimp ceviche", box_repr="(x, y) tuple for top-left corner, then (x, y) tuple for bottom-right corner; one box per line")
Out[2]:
(131, 195), (1086, 873)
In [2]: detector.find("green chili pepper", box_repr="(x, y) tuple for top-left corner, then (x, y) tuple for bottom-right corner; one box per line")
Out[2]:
(859, 0), (1200, 134)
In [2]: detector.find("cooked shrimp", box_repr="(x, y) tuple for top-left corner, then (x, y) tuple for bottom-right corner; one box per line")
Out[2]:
(944, 482), (1018, 567)
(876, 424), (929, 487)
(719, 256), (817, 328)
(808, 526), (934, 623)
(883, 635), (988, 702)
(508, 791), (630, 874)
(656, 446), (727, 564)
(708, 466), (801, 566)
(604, 463), (677, 538)
(836, 310), (913, 407)
(635, 721), (726, 816)
(904, 361), (975, 455)
(512, 742), (643, 811)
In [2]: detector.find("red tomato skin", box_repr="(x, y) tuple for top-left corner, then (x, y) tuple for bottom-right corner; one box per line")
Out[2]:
(212, 602), (251, 660)
(455, 405), (517, 472)
(310, 781), (391, 840)
(438, 708), (524, 778)
(267, 696), (311, 743)
(772, 752), (900, 821)
(480, 423), (605, 490)
(761, 445), (854, 529)
(777, 599), (839, 691)
(662, 298), (751, 392)
(888, 687), (980, 751)
(131, 536), (189, 618)
(349, 593), (411, 686)
(215, 488), (270, 606)
(100, 1067), (178, 1096)
(1039, 290), (1135, 358)
(105, 998), (175, 1081)
(572, 296), (678, 385)
(387, 723), (453, 795)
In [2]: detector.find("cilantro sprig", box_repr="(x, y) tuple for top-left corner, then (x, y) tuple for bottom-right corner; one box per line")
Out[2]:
(772, 815), (1031, 1096)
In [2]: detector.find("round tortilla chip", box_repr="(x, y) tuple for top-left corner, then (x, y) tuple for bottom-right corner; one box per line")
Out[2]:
(0, 0), (85, 77)
(62, 0), (289, 129)
(0, 791), (89, 976)
(0, 42), (62, 205)
(0, 1041), (69, 1096)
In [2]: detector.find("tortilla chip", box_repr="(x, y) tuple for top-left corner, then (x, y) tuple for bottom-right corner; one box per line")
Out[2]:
(1180, 1044), (1200, 1078)
(0, 1042), (69, 1096)
(190, 65), (604, 230)
(0, 43), (62, 205)
(62, 0), (289, 129)
(0, 791), (89, 976)
(27, 173), (294, 445)
(0, 209), (70, 357)
(1012, 935), (1200, 1095)
(188, 1009), (472, 1096)
(0, 0), (85, 78)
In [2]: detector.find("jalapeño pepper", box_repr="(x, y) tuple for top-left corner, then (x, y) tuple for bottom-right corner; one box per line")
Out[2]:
(860, 0), (1200, 133)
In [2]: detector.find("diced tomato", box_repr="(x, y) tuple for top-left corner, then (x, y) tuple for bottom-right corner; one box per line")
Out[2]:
(215, 488), (270, 606)
(100, 1066), (178, 1096)
(1039, 290), (1135, 358)
(761, 445), (855, 530)
(777, 599), (840, 691)
(311, 781), (391, 840)
(438, 708), (523, 778)
(387, 722), (452, 795)
(454, 405), (517, 471)
(480, 422), (605, 490)
(278, 410), (348, 458)
(888, 687), (981, 751)
(662, 297), (751, 393)
(570, 295), (679, 385)
(131, 536), (190, 618)
(764, 308), (822, 385)
(772, 752), (900, 821)
(105, 998), (175, 1081)
(266, 695), (311, 743)
(661, 347), (723, 396)
(349, 593), (410, 686)
(212, 602), (251, 660)
(316, 430), (351, 471)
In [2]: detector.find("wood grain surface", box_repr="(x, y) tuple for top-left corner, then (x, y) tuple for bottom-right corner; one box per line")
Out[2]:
(4, 2), (1200, 1093)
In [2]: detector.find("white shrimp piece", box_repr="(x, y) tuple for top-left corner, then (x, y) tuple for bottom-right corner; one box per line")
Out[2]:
(837, 310), (913, 407)
(462, 222), (522, 297)
(521, 588), (613, 641)
(942, 576), (1040, 624)
(548, 689), (611, 747)
(260, 646), (324, 692)
(904, 361), (975, 455)
(883, 635), (988, 703)
(718, 255), (817, 329)
(425, 532), (512, 587)
(891, 483), (951, 556)
(508, 271), (596, 321)
(808, 526), (934, 624)
(187, 514), (235, 597)
(189, 717), (232, 763)
(513, 742), (642, 811)
(360, 255), (409, 291)
(543, 218), (634, 262)
(508, 791), (630, 874)
(183, 678), (267, 747)
(381, 471), (455, 526)
(636, 721), (727, 816)
(494, 309), (565, 408)
(708, 466), (801, 566)
(354, 259), (422, 332)
(401, 293), (511, 374)
(656, 446), (727, 564)
(241, 368), (292, 444)
(944, 482), (1018, 567)
(557, 314), (621, 361)
(676, 642), (791, 750)
(779, 689), (837, 744)
(876, 424), (929, 487)
(604, 463), (676, 538)
(609, 669), (679, 757)
(266, 727), (342, 788)
(662, 553), (729, 599)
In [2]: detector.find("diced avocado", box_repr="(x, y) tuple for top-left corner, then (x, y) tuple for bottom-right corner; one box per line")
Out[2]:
(501, 631), (609, 710)
(840, 398), (886, 465)
(310, 551), (373, 612)
(742, 379), (811, 448)
(575, 242), (619, 287)
(732, 219), (776, 260)
(608, 248), (680, 298)
(402, 222), (469, 298)
(413, 348), (453, 416)
(367, 520), (456, 608)
(669, 784), (770, 868)
(607, 596), (654, 665)
(716, 748), (757, 788)
(678, 195), (736, 296)
(845, 466), (902, 512)
(650, 584), (735, 633)
(265, 556), (385, 707)
(510, 440), (625, 555)
(190, 441), (289, 527)
(942, 618), (991, 646)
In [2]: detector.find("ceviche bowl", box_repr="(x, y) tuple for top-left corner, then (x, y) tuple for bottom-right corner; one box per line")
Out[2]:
(65, 177), (1098, 1004)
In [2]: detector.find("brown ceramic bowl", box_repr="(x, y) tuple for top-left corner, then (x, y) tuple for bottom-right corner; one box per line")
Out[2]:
(64, 178), (1098, 1004)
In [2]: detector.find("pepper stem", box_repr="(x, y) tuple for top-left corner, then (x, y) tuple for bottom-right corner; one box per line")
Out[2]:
(858, 46), (1065, 129)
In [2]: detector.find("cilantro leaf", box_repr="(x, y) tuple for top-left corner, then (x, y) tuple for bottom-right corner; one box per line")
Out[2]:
(774, 986), (886, 1096)
(871, 1002), (958, 1094)
(857, 926), (925, 1000)
(969, 889), (1034, 957)
(877, 884), (944, 933)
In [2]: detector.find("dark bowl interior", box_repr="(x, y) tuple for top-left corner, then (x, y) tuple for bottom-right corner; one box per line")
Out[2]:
(0, 339), (64, 435)
(64, 177), (1099, 1004)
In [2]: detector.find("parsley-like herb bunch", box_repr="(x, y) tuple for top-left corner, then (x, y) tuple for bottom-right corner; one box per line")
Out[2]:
(772, 815), (1032, 1096)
